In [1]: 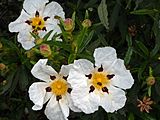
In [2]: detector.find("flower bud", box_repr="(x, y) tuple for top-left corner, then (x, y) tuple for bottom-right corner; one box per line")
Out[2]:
(64, 18), (74, 32)
(146, 76), (155, 86)
(40, 44), (51, 57)
(0, 42), (2, 49)
(82, 19), (91, 28)
(35, 38), (43, 45)
(0, 63), (6, 71)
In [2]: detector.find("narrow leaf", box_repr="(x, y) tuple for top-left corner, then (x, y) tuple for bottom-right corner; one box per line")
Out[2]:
(98, 0), (109, 30)
(130, 9), (159, 15)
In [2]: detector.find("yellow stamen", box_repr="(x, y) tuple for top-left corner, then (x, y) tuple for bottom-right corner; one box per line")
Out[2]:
(91, 72), (110, 90)
(31, 16), (45, 31)
(50, 79), (68, 96)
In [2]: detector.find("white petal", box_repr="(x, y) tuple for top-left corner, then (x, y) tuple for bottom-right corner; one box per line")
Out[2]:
(45, 96), (67, 120)
(71, 87), (99, 114)
(23, 0), (49, 15)
(94, 47), (117, 68)
(73, 59), (94, 75)
(68, 69), (88, 88)
(66, 93), (81, 112)
(100, 86), (126, 113)
(31, 59), (58, 82)
(43, 2), (65, 19)
(28, 82), (49, 110)
(59, 96), (70, 118)
(45, 22), (62, 39)
(17, 32), (35, 50)
(109, 59), (134, 89)
(8, 10), (31, 32)
(59, 64), (73, 77)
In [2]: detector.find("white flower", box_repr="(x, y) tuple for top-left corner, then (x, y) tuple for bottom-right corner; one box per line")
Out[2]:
(9, 0), (65, 50)
(28, 59), (80, 120)
(68, 47), (134, 113)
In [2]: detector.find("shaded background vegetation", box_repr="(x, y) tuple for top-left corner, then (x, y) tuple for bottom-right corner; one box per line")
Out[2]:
(0, 0), (160, 120)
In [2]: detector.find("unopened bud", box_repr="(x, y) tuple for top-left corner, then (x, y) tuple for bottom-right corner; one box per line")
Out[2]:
(0, 63), (6, 71)
(82, 19), (91, 28)
(2, 80), (7, 85)
(26, 49), (35, 58)
(0, 42), (2, 49)
(64, 18), (74, 32)
(40, 44), (51, 57)
(35, 38), (43, 45)
(146, 76), (155, 86)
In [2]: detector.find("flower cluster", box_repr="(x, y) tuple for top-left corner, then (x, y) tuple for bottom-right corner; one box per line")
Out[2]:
(8, 0), (135, 120)
(29, 47), (134, 120)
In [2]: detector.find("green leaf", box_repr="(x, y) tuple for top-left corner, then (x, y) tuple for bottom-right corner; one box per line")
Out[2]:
(124, 47), (133, 65)
(68, 53), (76, 64)
(98, 0), (109, 30)
(151, 15), (160, 57)
(1, 70), (16, 95)
(87, 39), (101, 52)
(18, 66), (29, 91)
(109, 3), (121, 31)
(148, 86), (152, 97)
(76, 28), (88, 53)
(138, 61), (148, 80)
(130, 9), (159, 15)
(43, 30), (53, 41)
(155, 80), (160, 97)
(30, 32), (40, 39)
(79, 30), (94, 53)
(126, 34), (132, 46)
(135, 40), (149, 57)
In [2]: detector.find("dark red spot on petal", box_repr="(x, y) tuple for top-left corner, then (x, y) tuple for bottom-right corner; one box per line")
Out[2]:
(35, 11), (39, 17)
(50, 76), (56, 80)
(98, 65), (103, 72)
(63, 76), (68, 80)
(89, 85), (95, 93)
(97, 82), (102, 86)
(85, 74), (92, 79)
(56, 95), (62, 101)
(67, 88), (72, 93)
(45, 87), (52, 92)
(25, 20), (32, 25)
(44, 16), (50, 21)
(102, 87), (109, 93)
(107, 74), (115, 79)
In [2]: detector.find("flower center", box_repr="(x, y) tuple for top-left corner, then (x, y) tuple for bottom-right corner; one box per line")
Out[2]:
(91, 72), (110, 90)
(25, 11), (49, 34)
(50, 79), (68, 96)
(31, 17), (45, 31)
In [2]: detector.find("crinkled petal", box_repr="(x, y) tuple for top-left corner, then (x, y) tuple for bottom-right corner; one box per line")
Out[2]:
(45, 96), (67, 120)
(17, 32), (35, 50)
(8, 10), (31, 32)
(42, 2), (65, 40)
(43, 2), (65, 19)
(59, 96), (70, 118)
(28, 82), (49, 110)
(68, 69), (88, 88)
(31, 59), (57, 82)
(100, 86), (126, 113)
(70, 87), (99, 114)
(23, 0), (49, 15)
(94, 47), (117, 68)
(66, 93), (81, 112)
(59, 64), (73, 77)
(109, 59), (134, 89)
(73, 59), (94, 75)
